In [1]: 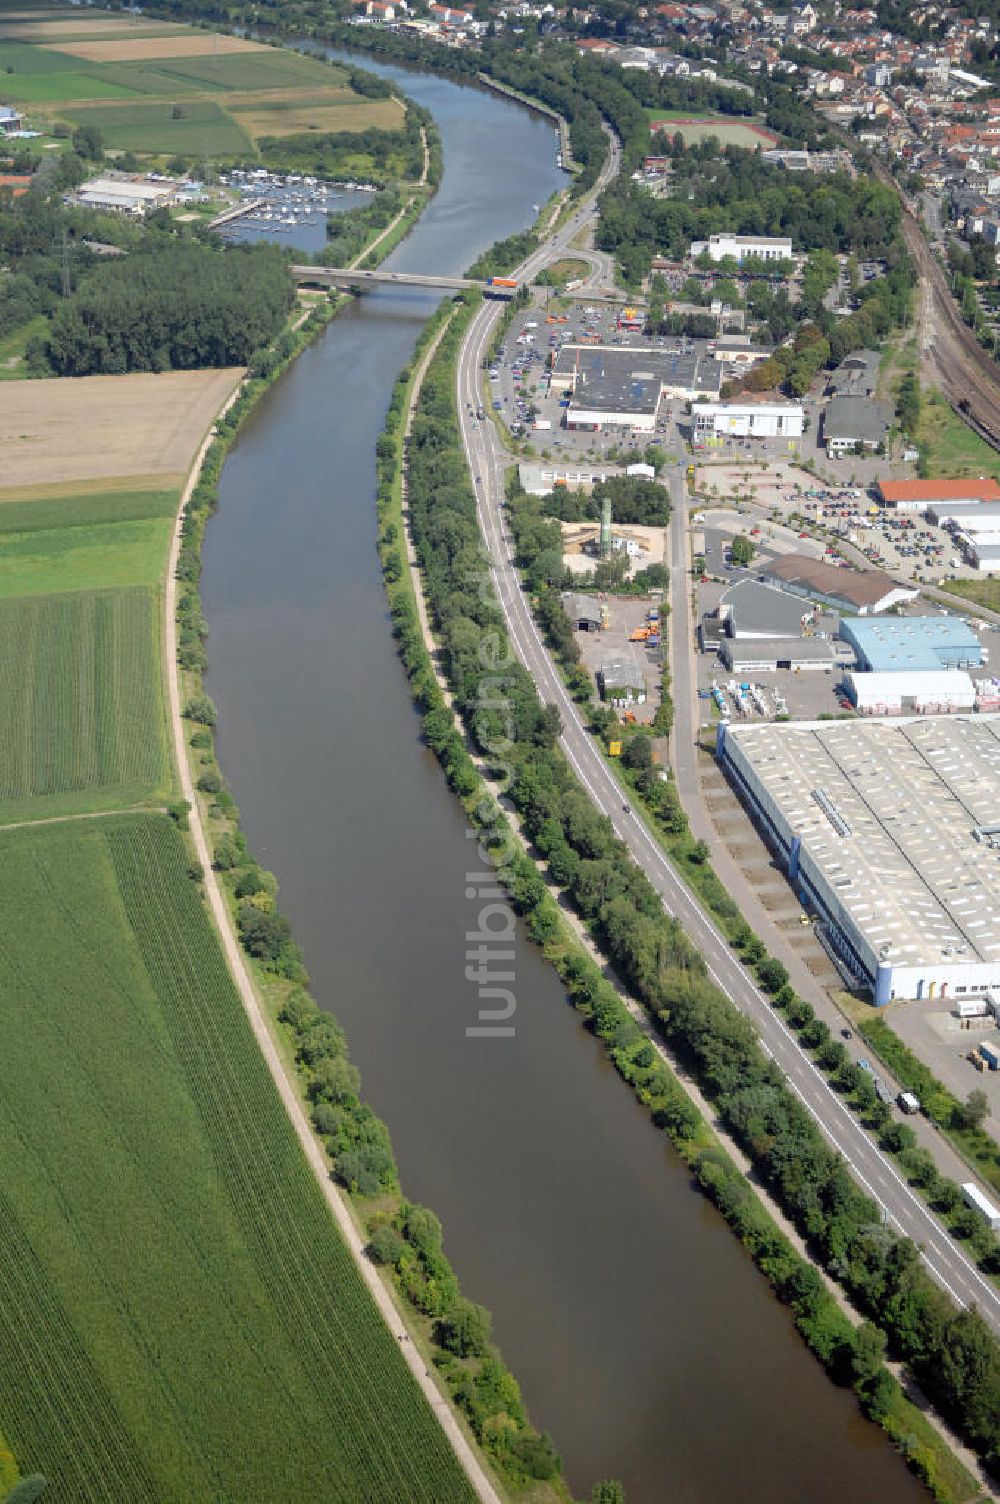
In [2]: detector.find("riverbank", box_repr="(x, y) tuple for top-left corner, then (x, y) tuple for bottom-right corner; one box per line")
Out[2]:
(376, 287), (982, 1504)
(163, 314), (509, 1504)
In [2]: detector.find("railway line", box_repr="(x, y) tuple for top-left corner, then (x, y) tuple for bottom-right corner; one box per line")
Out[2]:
(897, 198), (1000, 450)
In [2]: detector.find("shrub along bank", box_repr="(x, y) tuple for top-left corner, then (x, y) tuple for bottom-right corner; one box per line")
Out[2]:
(372, 305), (980, 1501)
(381, 290), (1000, 1493)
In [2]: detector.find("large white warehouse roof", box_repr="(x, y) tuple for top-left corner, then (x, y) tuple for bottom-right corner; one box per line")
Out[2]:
(720, 716), (1000, 1001)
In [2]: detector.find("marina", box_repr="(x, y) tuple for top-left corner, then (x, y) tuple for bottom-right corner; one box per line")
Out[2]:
(212, 168), (376, 254)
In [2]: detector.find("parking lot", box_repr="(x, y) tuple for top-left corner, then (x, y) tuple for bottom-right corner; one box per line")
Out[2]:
(885, 1001), (1000, 1139)
(691, 461), (993, 588)
(486, 296), (692, 462)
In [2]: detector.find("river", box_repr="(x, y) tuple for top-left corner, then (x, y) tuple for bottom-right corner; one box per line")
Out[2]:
(200, 51), (926, 1504)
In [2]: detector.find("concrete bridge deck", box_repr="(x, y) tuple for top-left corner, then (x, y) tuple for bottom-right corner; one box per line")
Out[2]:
(291, 265), (480, 291)
(291, 264), (644, 307)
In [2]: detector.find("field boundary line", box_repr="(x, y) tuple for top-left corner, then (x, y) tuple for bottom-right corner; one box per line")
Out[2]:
(164, 365), (504, 1504)
(0, 805), (164, 834)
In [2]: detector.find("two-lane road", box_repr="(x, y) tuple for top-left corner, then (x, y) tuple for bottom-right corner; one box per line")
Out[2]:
(450, 156), (1000, 1335)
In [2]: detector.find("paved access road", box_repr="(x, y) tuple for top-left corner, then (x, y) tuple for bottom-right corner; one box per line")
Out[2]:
(453, 148), (1000, 1337)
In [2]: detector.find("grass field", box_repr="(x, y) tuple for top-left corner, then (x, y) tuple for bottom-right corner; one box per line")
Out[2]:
(62, 97), (251, 154)
(645, 106), (778, 148)
(0, 67), (137, 100)
(0, 814), (475, 1503)
(0, 38), (82, 70)
(0, 517), (172, 597)
(0, 486), (178, 534)
(0, 588), (167, 818)
(940, 576), (1000, 611)
(96, 49), (347, 95)
(917, 389), (1000, 476)
(0, 369), (241, 495)
(0, 314), (45, 381)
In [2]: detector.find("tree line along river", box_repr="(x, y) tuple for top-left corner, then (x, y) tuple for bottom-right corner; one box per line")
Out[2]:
(200, 47), (927, 1504)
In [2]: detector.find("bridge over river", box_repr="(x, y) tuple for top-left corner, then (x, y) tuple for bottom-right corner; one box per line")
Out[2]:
(291, 264), (641, 305)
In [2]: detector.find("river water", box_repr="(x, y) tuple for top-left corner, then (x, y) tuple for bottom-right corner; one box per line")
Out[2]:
(201, 52), (925, 1504)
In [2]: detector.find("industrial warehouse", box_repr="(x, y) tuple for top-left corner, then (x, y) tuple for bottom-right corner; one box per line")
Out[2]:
(718, 716), (1000, 1003)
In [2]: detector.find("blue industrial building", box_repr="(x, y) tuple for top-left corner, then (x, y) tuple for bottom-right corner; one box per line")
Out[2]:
(839, 615), (983, 673)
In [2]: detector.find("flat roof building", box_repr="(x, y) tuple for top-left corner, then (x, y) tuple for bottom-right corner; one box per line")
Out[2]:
(74, 174), (178, 217)
(553, 344), (720, 431)
(692, 401), (804, 443)
(718, 715), (1000, 1002)
(689, 233), (793, 263)
(840, 615), (983, 672)
(519, 462), (613, 496)
(758, 555), (917, 614)
(877, 477), (1000, 512)
(845, 668), (976, 715)
(927, 501), (1000, 527)
(823, 395), (892, 455)
(721, 637), (837, 672)
(968, 535), (1000, 573)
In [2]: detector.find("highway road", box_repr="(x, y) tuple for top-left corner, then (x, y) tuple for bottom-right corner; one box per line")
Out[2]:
(452, 141), (1000, 1335)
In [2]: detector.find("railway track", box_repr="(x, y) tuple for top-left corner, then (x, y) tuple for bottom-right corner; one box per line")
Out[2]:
(897, 201), (1000, 452)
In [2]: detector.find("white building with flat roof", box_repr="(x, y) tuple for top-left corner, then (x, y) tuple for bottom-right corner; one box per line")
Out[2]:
(690, 233), (793, 263)
(693, 401), (803, 441)
(845, 669), (976, 715)
(718, 716), (1000, 1003)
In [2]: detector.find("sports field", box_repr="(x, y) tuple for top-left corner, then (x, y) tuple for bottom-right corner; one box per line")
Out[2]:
(646, 107), (778, 148)
(0, 815), (475, 1503)
(0, 369), (242, 496)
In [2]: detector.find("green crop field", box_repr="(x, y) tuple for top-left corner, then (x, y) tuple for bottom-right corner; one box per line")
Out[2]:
(0, 39), (82, 72)
(0, 487), (178, 535)
(0, 815), (475, 1504)
(0, 69), (138, 101)
(62, 98), (251, 154)
(99, 48), (348, 93)
(0, 588), (167, 819)
(0, 517), (172, 597)
(84, 62), (207, 96)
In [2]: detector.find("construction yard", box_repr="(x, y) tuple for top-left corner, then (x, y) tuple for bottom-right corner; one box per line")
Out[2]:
(560, 519), (666, 578)
(0, 368), (243, 497)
